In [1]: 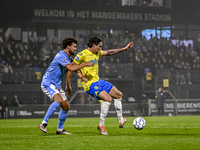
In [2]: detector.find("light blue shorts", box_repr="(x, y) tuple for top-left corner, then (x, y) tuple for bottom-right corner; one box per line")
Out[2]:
(41, 84), (67, 101)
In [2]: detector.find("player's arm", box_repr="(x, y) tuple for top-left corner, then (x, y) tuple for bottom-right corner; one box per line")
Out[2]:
(65, 62), (88, 96)
(70, 62), (88, 82)
(102, 42), (134, 56)
(65, 70), (72, 96)
(65, 61), (93, 72)
(76, 70), (88, 82)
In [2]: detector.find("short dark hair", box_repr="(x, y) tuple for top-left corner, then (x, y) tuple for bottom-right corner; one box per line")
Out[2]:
(87, 37), (102, 48)
(62, 37), (78, 49)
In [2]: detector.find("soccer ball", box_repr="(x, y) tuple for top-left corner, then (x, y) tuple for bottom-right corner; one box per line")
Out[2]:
(133, 117), (146, 130)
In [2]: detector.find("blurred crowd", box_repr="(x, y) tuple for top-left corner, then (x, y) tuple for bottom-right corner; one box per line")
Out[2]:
(0, 33), (60, 84)
(82, 32), (200, 84)
(0, 32), (200, 84)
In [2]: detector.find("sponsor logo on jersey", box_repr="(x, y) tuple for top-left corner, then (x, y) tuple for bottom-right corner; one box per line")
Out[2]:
(90, 58), (98, 65)
(94, 86), (98, 89)
(75, 56), (79, 61)
(63, 59), (68, 62)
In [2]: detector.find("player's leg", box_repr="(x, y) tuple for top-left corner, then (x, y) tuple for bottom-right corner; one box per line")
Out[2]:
(39, 85), (62, 133)
(97, 90), (112, 135)
(109, 85), (126, 128)
(56, 89), (72, 135)
(86, 80), (112, 135)
(98, 90), (112, 126)
(43, 93), (63, 122)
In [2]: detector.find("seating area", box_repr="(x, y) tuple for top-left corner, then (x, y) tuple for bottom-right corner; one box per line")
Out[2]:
(1, 32), (200, 84)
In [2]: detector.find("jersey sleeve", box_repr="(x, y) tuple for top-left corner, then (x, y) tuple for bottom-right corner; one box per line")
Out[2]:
(57, 54), (70, 67)
(98, 50), (103, 57)
(73, 52), (84, 65)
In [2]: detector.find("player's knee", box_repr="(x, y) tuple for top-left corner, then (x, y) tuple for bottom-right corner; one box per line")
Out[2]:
(104, 95), (112, 103)
(62, 104), (70, 111)
(61, 100), (70, 111)
(115, 91), (122, 99)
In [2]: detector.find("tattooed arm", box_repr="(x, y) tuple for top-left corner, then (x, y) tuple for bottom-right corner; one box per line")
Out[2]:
(102, 42), (134, 56)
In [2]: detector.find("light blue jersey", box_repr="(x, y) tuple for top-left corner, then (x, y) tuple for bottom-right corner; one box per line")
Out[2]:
(41, 50), (71, 90)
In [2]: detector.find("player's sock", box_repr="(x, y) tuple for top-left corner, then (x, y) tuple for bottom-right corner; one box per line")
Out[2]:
(114, 98), (124, 124)
(43, 101), (61, 123)
(42, 120), (47, 124)
(57, 109), (68, 130)
(99, 101), (111, 127)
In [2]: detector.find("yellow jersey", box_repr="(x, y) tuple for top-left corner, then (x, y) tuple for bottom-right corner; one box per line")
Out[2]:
(73, 49), (103, 91)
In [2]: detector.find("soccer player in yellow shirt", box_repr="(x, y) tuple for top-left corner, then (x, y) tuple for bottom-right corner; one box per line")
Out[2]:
(69, 37), (134, 135)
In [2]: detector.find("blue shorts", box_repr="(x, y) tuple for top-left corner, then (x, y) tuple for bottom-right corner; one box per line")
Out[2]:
(86, 79), (113, 100)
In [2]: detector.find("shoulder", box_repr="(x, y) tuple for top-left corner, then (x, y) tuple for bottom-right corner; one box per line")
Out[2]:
(55, 51), (62, 58)
(74, 50), (86, 62)
(76, 49), (89, 58)
(57, 51), (69, 59)
(55, 51), (71, 63)
(76, 49), (87, 57)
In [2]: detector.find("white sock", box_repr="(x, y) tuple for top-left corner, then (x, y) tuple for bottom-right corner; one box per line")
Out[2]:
(42, 120), (47, 124)
(114, 98), (124, 123)
(99, 101), (111, 127)
(57, 129), (63, 132)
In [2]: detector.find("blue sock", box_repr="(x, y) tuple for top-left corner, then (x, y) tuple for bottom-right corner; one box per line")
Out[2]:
(57, 109), (68, 129)
(43, 101), (60, 123)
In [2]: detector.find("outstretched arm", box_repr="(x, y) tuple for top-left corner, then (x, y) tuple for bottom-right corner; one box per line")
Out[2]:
(102, 42), (134, 56)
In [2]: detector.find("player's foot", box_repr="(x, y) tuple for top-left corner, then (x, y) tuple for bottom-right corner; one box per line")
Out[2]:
(56, 129), (72, 135)
(97, 124), (108, 135)
(119, 118), (127, 128)
(38, 123), (47, 133)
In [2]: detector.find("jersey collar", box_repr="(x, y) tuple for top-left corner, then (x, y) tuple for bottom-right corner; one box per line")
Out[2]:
(62, 50), (70, 59)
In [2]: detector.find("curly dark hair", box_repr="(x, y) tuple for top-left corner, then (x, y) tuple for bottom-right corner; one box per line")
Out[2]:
(87, 37), (102, 48)
(62, 37), (78, 49)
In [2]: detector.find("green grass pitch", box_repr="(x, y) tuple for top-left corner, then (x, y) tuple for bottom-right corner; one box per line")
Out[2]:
(0, 116), (200, 150)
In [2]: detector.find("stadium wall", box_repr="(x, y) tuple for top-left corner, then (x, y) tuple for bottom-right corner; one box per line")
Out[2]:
(148, 99), (200, 116)
(6, 104), (138, 119)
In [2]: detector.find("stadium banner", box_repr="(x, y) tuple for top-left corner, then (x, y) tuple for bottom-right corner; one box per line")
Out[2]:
(148, 99), (200, 116)
(32, 5), (172, 24)
(6, 104), (137, 119)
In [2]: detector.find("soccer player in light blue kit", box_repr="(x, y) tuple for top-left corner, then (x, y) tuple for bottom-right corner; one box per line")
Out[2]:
(38, 37), (93, 135)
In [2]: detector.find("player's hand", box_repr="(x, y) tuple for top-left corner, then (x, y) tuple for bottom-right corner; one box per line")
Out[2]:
(85, 61), (94, 67)
(65, 86), (72, 96)
(123, 42), (134, 51)
(81, 77), (88, 82)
